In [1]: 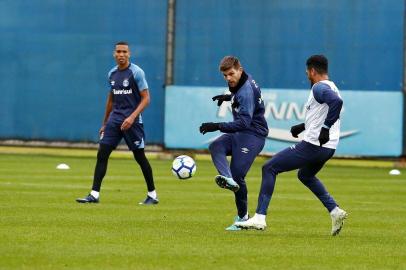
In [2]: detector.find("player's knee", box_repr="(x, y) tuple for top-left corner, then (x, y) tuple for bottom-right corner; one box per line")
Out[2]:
(97, 150), (109, 161)
(262, 159), (277, 175)
(297, 170), (311, 183)
(208, 141), (220, 153)
(97, 145), (113, 161)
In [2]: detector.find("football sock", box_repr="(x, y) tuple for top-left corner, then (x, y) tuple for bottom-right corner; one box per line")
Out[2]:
(132, 149), (155, 192)
(147, 190), (157, 199)
(91, 144), (114, 192)
(90, 190), (100, 199)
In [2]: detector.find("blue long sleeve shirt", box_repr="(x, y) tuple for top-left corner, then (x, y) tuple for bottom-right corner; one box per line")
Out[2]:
(312, 82), (343, 128)
(219, 73), (269, 138)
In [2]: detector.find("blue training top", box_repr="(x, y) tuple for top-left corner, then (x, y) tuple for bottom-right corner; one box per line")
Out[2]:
(219, 72), (269, 138)
(107, 63), (148, 124)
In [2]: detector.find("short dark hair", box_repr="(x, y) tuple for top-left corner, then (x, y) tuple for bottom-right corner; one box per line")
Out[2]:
(306, 55), (328, 74)
(115, 41), (129, 46)
(219, 56), (241, 72)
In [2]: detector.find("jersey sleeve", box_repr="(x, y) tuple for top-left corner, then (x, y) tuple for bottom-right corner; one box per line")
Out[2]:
(313, 83), (343, 128)
(132, 67), (149, 91)
(219, 87), (254, 133)
(107, 67), (116, 91)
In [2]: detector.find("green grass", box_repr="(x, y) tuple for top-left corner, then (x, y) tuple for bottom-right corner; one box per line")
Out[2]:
(0, 147), (405, 269)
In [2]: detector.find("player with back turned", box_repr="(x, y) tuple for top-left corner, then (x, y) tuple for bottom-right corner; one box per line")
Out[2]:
(236, 55), (348, 236)
(199, 56), (268, 231)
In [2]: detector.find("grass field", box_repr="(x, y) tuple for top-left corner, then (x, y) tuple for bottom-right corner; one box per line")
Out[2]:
(0, 146), (405, 269)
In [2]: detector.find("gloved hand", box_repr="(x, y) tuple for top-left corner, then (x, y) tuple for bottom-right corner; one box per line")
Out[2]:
(199, 122), (220, 134)
(212, 94), (232, 106)
(290, 123), (305, 138)
(318, 127), (330, 146)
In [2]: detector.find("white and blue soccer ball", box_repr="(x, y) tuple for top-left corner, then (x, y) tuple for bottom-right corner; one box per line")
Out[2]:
(172, 155), (196, 179)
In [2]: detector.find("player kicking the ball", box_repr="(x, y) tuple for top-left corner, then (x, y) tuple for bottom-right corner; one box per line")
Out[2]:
(199, 56), (269, 231)
(235, 55), (347, 236)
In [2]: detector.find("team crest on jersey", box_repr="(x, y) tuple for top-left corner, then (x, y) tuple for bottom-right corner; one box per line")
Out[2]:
(110, 81), (115, 86)
(123, 79), (129, 87)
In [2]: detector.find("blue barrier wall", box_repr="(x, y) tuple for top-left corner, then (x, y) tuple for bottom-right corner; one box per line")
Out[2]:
(165, 86), (404, 156)
(0, 0), (404, 152)
(174, 0), (403, 91)
(0, 0), (167, 143)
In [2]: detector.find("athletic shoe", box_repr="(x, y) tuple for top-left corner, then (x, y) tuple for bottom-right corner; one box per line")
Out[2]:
(76, 194), (99, 203)
(139, 196), (159, 205)
(235, 214), (267, 230)
(215, 175), (240, 192)
(330, 207), (348, 236)
(225, 216), (249, 231)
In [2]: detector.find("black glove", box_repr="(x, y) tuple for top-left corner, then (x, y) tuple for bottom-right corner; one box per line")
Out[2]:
(290, 123), (305, 138)
(199, 122), (220, 134)
(212, 94), (232, 106)
(318, 127), (330, 146)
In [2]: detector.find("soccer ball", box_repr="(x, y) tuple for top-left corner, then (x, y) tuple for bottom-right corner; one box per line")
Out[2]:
(172, 155), (196, 179)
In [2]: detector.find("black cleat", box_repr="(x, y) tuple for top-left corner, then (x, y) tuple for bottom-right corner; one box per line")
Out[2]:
(215, 175), (240, 192)
(76, 194), (99, 203)
(139, 196), (159, 205)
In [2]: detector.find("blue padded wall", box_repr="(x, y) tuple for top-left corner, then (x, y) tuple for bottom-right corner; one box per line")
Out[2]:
(0, 0), (167, 143)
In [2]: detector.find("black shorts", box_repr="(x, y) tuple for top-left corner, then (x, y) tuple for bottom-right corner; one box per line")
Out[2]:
(100, 120), (145, 150)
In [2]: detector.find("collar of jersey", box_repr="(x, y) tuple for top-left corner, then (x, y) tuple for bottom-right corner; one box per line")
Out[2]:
(229, 71), (248, 93)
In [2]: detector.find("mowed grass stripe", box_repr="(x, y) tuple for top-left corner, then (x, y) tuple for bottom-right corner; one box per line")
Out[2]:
(0, 151), (405, 270)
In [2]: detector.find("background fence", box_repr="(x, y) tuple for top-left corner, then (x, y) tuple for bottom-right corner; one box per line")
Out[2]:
(0, 0), (404, 156)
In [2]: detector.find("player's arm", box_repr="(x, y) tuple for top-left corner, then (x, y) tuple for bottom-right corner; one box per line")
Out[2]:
(121, 89), (150, 131)
(313, 84), (343, 128)
(121, 68), (150, 131)
(313, 83), (343, 145)
(100, 92), (113, 135)
(200, 89), (254, 134)
(218, 90), (254, 133)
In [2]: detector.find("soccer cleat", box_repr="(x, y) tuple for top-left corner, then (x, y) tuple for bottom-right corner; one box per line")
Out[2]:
(76, 194), (99, 203)
(235, 214), (267, 230)
(225, 216), (249, 231)
(330, 207), (348, 236)
(139, 196), (159, 205)
(215, 175), (240, 192)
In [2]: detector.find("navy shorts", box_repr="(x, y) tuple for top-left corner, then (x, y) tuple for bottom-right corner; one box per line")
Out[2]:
(100, 120), (145, 150)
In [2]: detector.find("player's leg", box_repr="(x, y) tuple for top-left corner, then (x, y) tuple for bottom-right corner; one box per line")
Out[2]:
(230, 133), (265, 219)
(208, 134), (233, 177)
(297, 155), (337, 212)
(132, 149), (157, 205)
(76, 121), (121, 203)
(256, 142), (313, 215)
(91, 143), (115, 192)
(208, 134), (239, 190)
(123, 124), (158, 205)
(236, 141), (312, 229)
(224, 134), (265, 231)
(297, 149), (347, 235)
